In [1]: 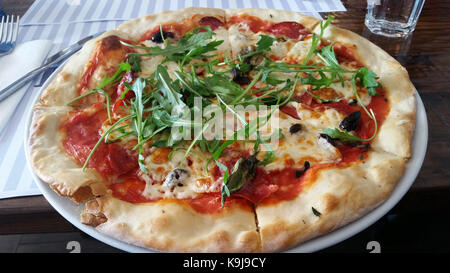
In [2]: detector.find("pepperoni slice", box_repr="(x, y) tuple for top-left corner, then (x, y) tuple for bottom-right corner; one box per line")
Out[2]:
(280, 105), (301, 120)
(198, 16), (224, 30)
(332, 42), (359, 63)
(270, 21), (307, 39)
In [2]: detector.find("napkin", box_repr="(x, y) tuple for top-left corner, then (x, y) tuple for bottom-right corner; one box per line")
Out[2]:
(0, 40), (52, 134)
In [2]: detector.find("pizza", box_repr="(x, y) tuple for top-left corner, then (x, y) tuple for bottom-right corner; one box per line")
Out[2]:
(28, 7), (416, 252)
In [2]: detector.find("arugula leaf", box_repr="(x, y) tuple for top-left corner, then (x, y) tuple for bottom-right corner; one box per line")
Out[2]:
(317, 43), (345, 86)
(235, 62), (252, 74)
(128, 54), (141, 73)
(256, 34), (276, 52)
(154, 65), (187, 116)
(264, 74), (284, 86)
(203, 74), (245, 102)
(216, 160), (230, 208)
(355, 67), (381, 96)
(128, 26), (223, 65)
(322, 128), (365, 142)
(223, 34), (276, 69)
(302, 15), (334, 65)
(220, 156), (258, 207)
(127, 77), (149, 173)
(67, 62), (131, 105)
(300, 71), (335, 89)
(318, 44), (340, 68)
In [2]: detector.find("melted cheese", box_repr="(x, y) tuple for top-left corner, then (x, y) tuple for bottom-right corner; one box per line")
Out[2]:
(227, 24), (295, 60)
(139, 145), (221, 200)
(251, 106), (343, 171)
(327, 81), (372, 106)
(285, 38), (313, 63)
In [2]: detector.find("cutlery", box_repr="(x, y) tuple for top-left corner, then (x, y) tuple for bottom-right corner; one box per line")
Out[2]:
(0, 15), (20, 57)
(0, 31), (103, 103)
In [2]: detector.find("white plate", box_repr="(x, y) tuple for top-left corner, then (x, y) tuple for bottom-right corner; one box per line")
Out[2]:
(24, 64), (428, 253)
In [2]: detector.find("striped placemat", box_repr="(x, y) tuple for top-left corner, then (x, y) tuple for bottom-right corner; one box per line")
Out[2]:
(21, 0), (346, 25)
(0, 0), (346, 199)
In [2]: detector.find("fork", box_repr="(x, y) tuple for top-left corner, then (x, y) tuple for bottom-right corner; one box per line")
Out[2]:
(0, 15), (20, 57)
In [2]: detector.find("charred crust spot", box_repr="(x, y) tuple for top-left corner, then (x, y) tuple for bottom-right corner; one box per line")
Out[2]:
(81, 212), (107, 227)
(324, 194), (340, 211)
(100, 35), (123, 51)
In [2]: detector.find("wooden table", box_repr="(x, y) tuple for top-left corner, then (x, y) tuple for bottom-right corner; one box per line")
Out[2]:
(0, 0), (449, 252)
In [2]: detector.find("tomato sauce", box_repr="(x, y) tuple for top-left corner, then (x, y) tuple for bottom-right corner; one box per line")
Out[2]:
(183, 193), (252, 214)
(110, 176), (252, 214)
(234, 167), (303, 205)
(60, 103), (138, 179)
(110, 176), (150, 203)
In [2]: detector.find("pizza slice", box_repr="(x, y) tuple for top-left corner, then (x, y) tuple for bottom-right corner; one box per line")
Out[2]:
(30, 8), (261, 252)
(237, 12), (415, 251)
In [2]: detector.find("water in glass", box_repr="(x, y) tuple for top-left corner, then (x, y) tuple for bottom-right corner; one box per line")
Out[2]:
(365, 0), (425, 37)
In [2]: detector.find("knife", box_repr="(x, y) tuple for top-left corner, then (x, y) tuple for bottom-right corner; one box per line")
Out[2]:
(0, 31), (104, 103)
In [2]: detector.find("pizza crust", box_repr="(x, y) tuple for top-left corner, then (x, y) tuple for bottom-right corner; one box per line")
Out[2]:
(255, 150), (406, 252)
(28, 105), (107, 203)
(81, 195), (260, 252)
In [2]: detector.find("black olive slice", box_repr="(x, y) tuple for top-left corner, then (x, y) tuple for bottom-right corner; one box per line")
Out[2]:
(295, 161), (311, 178)
(339, 111), (361, 132)
(289, 123), (302, 134)
(151, 30), (175, 43)
(319, 133), (337, 146)
(231, 67), (251, 85)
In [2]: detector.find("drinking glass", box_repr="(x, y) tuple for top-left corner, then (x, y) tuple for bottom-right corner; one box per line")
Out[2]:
(365, 0), (425, 37)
